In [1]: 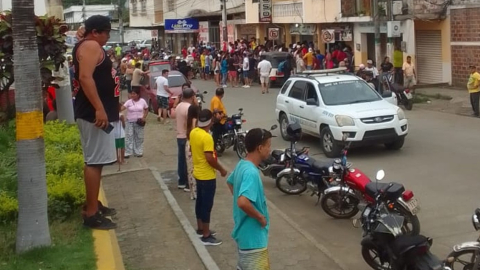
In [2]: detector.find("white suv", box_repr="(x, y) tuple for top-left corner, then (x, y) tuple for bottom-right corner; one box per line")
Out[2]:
(275, 68), (408, 157)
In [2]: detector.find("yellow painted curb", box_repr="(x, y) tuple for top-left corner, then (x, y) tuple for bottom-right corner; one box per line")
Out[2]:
(93, 185), (126, 270)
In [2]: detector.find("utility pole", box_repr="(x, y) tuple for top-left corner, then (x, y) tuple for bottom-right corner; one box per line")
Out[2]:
(221, 0), (228, 51)
(387, 0), (393, 60)
(118, 0), (124, 44)
(47, 0), (75, 124)
(373, 0), (381, 68)
(82, 0), (86, 23)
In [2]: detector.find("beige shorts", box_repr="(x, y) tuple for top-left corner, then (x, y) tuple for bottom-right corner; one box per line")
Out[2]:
(404, 76), (416, 88)
(260, 76), (270, 84)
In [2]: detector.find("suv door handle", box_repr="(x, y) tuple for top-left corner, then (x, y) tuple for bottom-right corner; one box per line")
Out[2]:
(285, 100), (289, 103)
(299, 105), (304, 109)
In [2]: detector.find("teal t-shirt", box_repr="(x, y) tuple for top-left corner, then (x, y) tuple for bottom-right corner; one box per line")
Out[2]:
(227, 159), (269, 250)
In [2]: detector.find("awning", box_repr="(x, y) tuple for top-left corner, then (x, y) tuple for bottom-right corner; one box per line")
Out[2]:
(190, 4), (245, 18)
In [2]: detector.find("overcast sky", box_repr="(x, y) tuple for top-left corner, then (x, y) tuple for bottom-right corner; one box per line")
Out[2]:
(1, 0), (47, 15)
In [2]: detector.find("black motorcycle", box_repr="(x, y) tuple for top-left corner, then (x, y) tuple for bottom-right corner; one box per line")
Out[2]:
(356, 170), (450, 270)
(215, 108), (248, 159)
(196, 91), (207, 110)
(382, 73), (414, 111)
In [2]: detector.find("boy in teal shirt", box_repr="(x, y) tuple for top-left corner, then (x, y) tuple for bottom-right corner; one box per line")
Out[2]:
(227, 128), (273, 270)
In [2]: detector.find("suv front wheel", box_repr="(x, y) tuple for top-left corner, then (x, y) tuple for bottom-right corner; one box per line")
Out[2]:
(320, 127), (342, 158)
(279, 113), (291, 141)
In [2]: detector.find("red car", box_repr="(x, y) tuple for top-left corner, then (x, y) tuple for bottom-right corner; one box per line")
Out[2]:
(141, 70), (198, 115)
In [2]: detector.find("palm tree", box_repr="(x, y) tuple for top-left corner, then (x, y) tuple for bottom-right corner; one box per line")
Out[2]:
(12, 0), (51, 253)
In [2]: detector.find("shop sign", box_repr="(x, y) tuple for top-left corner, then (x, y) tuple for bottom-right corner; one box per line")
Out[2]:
(259, 0), (272, 23)
(164, 18), (199, 33)
(268, 28), (280, 40)
(356, 22), (388, 33)
(341, 30), (352, 41)
(290, 24), (316, 35)
(198, 21), (209, 43)
(387, 21), (401, 37)
(321, 29), (335, 43)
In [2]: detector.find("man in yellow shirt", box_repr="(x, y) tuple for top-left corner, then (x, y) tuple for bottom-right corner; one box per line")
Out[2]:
(303, 48), (315, 70)
(200, 49), (206, 80)
(468, 65), (480, 117)
(210, 87), (227, 153)
(393, 46), (403, 84)
(189, 109), (227, 245)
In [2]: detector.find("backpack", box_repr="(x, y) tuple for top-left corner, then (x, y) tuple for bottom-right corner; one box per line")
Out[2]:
(278, 60), (286, 72)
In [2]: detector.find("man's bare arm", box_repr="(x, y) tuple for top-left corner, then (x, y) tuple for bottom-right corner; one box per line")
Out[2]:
(205, 152), (226, 175)
(78, 41), (105, 113)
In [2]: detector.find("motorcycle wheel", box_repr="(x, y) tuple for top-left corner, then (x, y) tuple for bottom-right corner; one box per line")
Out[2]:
(235, 136), (247, 159)
(275, 173), (307, 195)
(395, 209), (421, 236)
(215, 140), (226, 154)
(320, 192), (360, 219)
(404, 99), (413, 110)
(445, 249), (480, 270)
(361, 245), (392, 270)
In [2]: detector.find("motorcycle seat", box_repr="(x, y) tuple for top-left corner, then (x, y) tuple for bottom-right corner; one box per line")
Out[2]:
(365, 182), (405, 201)
(271, 150), (284, 160)
(391, 235), (429, 255)
(307, 159), (333, 175)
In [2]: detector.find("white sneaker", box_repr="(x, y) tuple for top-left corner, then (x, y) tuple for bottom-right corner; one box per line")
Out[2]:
(242, 85), (247, 88)
(178, 185), (186, 189)
(222, 84), (228, 87)
(246, 85), (250, 88)
(184, 188), (191, 192)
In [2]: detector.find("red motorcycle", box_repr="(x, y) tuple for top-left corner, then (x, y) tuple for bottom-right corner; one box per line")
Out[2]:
(320, 135), (421, 235)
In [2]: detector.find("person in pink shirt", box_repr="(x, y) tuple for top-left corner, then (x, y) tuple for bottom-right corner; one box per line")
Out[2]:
(175, 88), (196, 190)
(121, 86), (148, 158)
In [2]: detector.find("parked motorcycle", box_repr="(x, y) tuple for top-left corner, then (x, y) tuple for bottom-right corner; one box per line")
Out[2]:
(274, 123), (336, 197)
(355, 170), (451, 270)
(215, 108), (248, 159)
(259, 144), (309, 179)
(445, 208), (480, 269)
(382, 73), (413, 111)
(320, 134), (421, 235)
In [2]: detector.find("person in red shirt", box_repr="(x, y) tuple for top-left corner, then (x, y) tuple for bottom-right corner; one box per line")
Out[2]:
(46, 85), (56, 111)
(181, 46), (187, 59)
(301, 44), (308, 55)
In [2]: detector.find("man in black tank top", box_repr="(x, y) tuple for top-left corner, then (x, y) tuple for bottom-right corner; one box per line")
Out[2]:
(73, 15), (119, 230)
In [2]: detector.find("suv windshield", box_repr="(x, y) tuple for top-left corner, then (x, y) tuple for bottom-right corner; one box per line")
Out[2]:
(319, 80), (381, 105)
(168, 75), (187, 87)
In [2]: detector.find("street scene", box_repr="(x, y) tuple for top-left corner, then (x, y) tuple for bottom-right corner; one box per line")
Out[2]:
(2, 0), (480, 270)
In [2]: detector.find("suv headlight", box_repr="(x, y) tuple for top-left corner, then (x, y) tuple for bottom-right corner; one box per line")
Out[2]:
(335, 115), (355, 127)
(397, 108), (406, 120)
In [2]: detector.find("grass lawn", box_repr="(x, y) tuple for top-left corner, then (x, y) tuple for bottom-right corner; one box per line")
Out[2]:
(0, 216), (96, 270)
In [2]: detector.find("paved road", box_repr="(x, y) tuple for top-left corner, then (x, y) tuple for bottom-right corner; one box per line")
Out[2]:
(193, 79), (480, 269)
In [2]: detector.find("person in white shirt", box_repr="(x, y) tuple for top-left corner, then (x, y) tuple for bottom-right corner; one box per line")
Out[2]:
(187, 45), (195, 55)
(242, 52), (250, 88)
(155, 69), (173, 124)
(365, 59), (380, 91)
(257, 55), (272, 94)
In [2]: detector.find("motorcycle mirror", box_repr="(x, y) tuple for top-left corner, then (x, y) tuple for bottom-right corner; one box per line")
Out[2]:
(270, 124), (278, 131)
(352, 219), (361, 228)
(376, 170), (385, 181)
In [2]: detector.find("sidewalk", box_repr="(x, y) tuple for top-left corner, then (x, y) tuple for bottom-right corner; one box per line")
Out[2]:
(415, 86), (472, 116)
(101, 115), (345, 270)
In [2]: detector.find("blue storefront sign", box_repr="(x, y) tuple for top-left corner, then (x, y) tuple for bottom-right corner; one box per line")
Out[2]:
(164, 18), (199, 33)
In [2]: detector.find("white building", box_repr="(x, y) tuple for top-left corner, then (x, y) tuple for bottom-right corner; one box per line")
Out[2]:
(0, 0), (47, 15)
(64, 5), (116, 26)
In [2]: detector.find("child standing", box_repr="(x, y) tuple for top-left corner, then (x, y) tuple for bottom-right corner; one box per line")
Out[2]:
(114, 103), (126, 169)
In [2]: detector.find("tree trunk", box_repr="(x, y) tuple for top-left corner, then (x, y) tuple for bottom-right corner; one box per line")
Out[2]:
(13, 0), (51, 253)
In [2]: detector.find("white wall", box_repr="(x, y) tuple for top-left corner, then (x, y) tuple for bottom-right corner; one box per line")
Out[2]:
(130, 0), (156, 27)
(162, 0), (237, 20)
(1, 0), (47, 15)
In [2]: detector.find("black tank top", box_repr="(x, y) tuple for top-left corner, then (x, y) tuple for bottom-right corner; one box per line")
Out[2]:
(72, 39), (120, 122)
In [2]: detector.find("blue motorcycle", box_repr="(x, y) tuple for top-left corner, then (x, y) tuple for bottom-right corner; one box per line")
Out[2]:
(275, 123), (337, 196)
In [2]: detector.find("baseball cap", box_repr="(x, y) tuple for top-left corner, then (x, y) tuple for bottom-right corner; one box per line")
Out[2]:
(85, 15), (111, 33)
(366, 59), (373, 64)
(197, 109), (213, 128)
(245, 128), (276, 153)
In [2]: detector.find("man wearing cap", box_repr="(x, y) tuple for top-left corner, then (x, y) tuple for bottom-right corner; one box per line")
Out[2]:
(190, 109), (228, 245)
(365, 60), (379, 91)
(73, 15), (119, 230)
(467, 65), (480, 117)
(227, 128), (273, 269)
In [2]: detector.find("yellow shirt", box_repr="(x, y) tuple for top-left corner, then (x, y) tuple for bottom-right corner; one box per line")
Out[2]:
(210, 95), (227, 124)
(200, 54), (206, 68)
(303, 52), (315, 66)
(393, 50), (403, 68)
(190, 127), (216, 180)
(468, 72), (480, 93)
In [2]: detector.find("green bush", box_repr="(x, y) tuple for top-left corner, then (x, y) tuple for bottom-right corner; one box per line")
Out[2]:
(0, 120), (85, 224)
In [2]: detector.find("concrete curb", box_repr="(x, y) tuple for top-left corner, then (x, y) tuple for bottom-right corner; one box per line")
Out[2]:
(93, 185), (126, 270)
(102, 167), (149, 177)
(150, 167), (221, 270)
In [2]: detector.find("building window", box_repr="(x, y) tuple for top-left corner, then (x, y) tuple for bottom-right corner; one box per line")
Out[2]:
(131, 0), (138, 15)
(273, 2), (303, 17)
(167, 0), (175, 12)
(140, 0), (147, 13)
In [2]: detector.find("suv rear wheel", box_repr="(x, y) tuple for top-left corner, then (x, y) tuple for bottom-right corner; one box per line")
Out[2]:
(279, 113), (291, 141)
(320, 127), (342, 158)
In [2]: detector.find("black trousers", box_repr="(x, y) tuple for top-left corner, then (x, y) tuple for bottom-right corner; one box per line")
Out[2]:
(211, 122), (226, 149)
(470, 92), (480, 116)
(394, 67), (404, 85)
(195, 179), (216, 223)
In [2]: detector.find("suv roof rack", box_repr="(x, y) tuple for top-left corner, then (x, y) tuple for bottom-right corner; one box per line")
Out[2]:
(292, 67), (348, 79)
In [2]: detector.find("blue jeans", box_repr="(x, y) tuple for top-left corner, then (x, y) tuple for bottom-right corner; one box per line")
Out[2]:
(222, 72), (228, 85)
(195, 179), (216, 223)
(177, 138), (188, 187)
